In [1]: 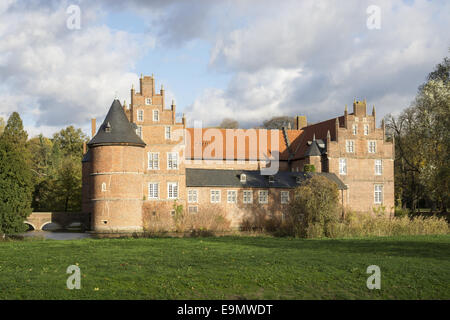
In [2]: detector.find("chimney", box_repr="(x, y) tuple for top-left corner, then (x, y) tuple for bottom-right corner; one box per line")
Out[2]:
(91, 118), (96, 138)
(83, 142), (86, 155)
(171, 99), (176, 124)
(353, 99), (367, 117)
(296, 116), (307, 130)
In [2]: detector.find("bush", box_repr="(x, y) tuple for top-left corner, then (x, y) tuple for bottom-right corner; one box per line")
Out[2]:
(288, 175), (341, 237)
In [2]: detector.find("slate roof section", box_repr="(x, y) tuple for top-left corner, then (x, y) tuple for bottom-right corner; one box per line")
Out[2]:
(81, 149), (91, 163)
(186, 168), (347, 190)
(87, 99), (146, 148)
(304, 140), (322, 156)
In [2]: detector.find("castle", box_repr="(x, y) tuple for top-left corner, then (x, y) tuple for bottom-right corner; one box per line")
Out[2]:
(82, 75), (394, 232)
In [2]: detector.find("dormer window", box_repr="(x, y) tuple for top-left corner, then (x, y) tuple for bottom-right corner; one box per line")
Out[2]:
(269, 175), (275, 183)
(296, 176), (302, 184)
(145, 98), (152, 105)
(105, 122), (111, 133)
(240, 173), (247, 183)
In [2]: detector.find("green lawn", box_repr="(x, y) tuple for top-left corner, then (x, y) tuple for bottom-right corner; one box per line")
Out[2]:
(0, 235), (449, 299)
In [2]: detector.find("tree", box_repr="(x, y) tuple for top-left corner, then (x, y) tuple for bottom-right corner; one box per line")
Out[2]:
(52, 126), (88, 160)
(386, 55), (450, 212)
(262, 116), (295, 130)
(0, 112), (33, 235)
(218, 118), (239, 129)
(288, 175), (341, 238)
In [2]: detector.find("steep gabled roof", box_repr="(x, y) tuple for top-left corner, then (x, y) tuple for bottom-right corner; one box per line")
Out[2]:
(304, 140), (322, 156)
(87, 99), (146, 148)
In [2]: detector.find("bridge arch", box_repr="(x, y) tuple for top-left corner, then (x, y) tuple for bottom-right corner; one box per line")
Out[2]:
(41, 221), (62, 231)
(24, 222), (36, 231)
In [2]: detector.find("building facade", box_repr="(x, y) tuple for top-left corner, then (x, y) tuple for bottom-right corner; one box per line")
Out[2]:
(82, 75), (394, 232)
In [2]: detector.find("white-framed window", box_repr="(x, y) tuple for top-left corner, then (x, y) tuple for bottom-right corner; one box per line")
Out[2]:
(148, 182), (159, 199)
(165, 126), (171, 140)
(374, 184), (383, 204)
(375, 159), (383, 175)
(137, 109), (144, 122)
(188, 205), (198, 214)
(352, 124), (357, 135)
(136, 125), (143, 138)
(368, 141), (376, 153)
(243, 190), (253, 204)
(148, 152), (159, 170)
(227, 190), (237, 203)
(167, 152), (178, 170)
(240, 173), (247, 183)
(153, 110), (159, 122)
(210, 190), (221, 203)
(259, 190), (268, 204)
(346, 140), (354, 153)
(339, 158), (347, 175)
(167, 182), (178, 199)
(101, 182), (106, 192)
(188, 189), (198, 203)
(364, 124), (369, 135)
(145, 98), (152, 105)
(281, 191), (289, 204)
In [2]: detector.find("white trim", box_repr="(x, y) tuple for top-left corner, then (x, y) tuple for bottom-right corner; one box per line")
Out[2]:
(281, 191), (289, 204)
(210, 189), (221, 203)
(148, 182), (159, 199)
(258, 190), (269, 204)
(188, 189), (198, 203)
(227, 190), (237, 203)
(243, 190), (253, 204)
(167, 182), (178, 199)
(152, 109), (159, 122)
(147, 152), (160, 170)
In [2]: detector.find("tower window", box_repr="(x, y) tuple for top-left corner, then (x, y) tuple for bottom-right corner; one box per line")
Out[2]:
(136, 125), (143, 138)
(148, 152), (159, 170)
(374, 184), (383, 204)
(346, 140), (355, 153)
(352, 124), (357, 135)
(153, 110), (159, 122)
(137, 110), (144, 122)
(339, 158), (347, 175)
(148, 182), (159, 199)
(368, 141), (376, 153)
(167, 152), (178, 170)
(101, 182), (106, 192)
(167, 182), (178, 199)
(375, 159), (382, 175)
(364, 124), (369, 135)
(165, 126), (171, 140)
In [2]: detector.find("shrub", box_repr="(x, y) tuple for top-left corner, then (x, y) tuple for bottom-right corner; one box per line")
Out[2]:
(288, 175), (341, 237)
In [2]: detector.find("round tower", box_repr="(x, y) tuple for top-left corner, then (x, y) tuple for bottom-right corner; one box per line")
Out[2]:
(87, 99), (146, 232)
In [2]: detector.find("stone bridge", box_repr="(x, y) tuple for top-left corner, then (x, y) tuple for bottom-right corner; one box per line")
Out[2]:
(25, 212), (90, 231)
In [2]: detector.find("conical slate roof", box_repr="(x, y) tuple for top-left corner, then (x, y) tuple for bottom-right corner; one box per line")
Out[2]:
(87, 99), (146, 148)
(304, 140), (322, 157)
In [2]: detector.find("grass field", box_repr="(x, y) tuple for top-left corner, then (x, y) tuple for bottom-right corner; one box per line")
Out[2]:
(0, 235), (449, 299)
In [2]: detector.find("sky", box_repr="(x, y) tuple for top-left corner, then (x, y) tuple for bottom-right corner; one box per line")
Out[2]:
(0, 0), (448, 138)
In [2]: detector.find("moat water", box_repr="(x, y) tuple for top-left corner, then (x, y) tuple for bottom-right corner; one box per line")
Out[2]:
(21, 231), (93, 240)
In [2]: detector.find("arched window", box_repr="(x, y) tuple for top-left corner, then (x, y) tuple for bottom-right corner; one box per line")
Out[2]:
(240, 173), (247, 183)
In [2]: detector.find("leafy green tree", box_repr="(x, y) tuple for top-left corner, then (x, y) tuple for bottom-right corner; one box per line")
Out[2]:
(0, 112), (33, 235)
(262, 116), (296, 130)
(387, 55), (450, 211)
(288, 175), (341, 238)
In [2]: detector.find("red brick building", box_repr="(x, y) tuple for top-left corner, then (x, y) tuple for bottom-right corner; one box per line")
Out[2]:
(82, 75), (394, 232)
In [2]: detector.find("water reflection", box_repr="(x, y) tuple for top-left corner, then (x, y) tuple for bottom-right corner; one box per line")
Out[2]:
(21, 231), (92, 240)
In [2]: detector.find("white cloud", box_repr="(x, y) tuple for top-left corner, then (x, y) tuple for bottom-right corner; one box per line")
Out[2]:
(0, 0), (154, 137)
